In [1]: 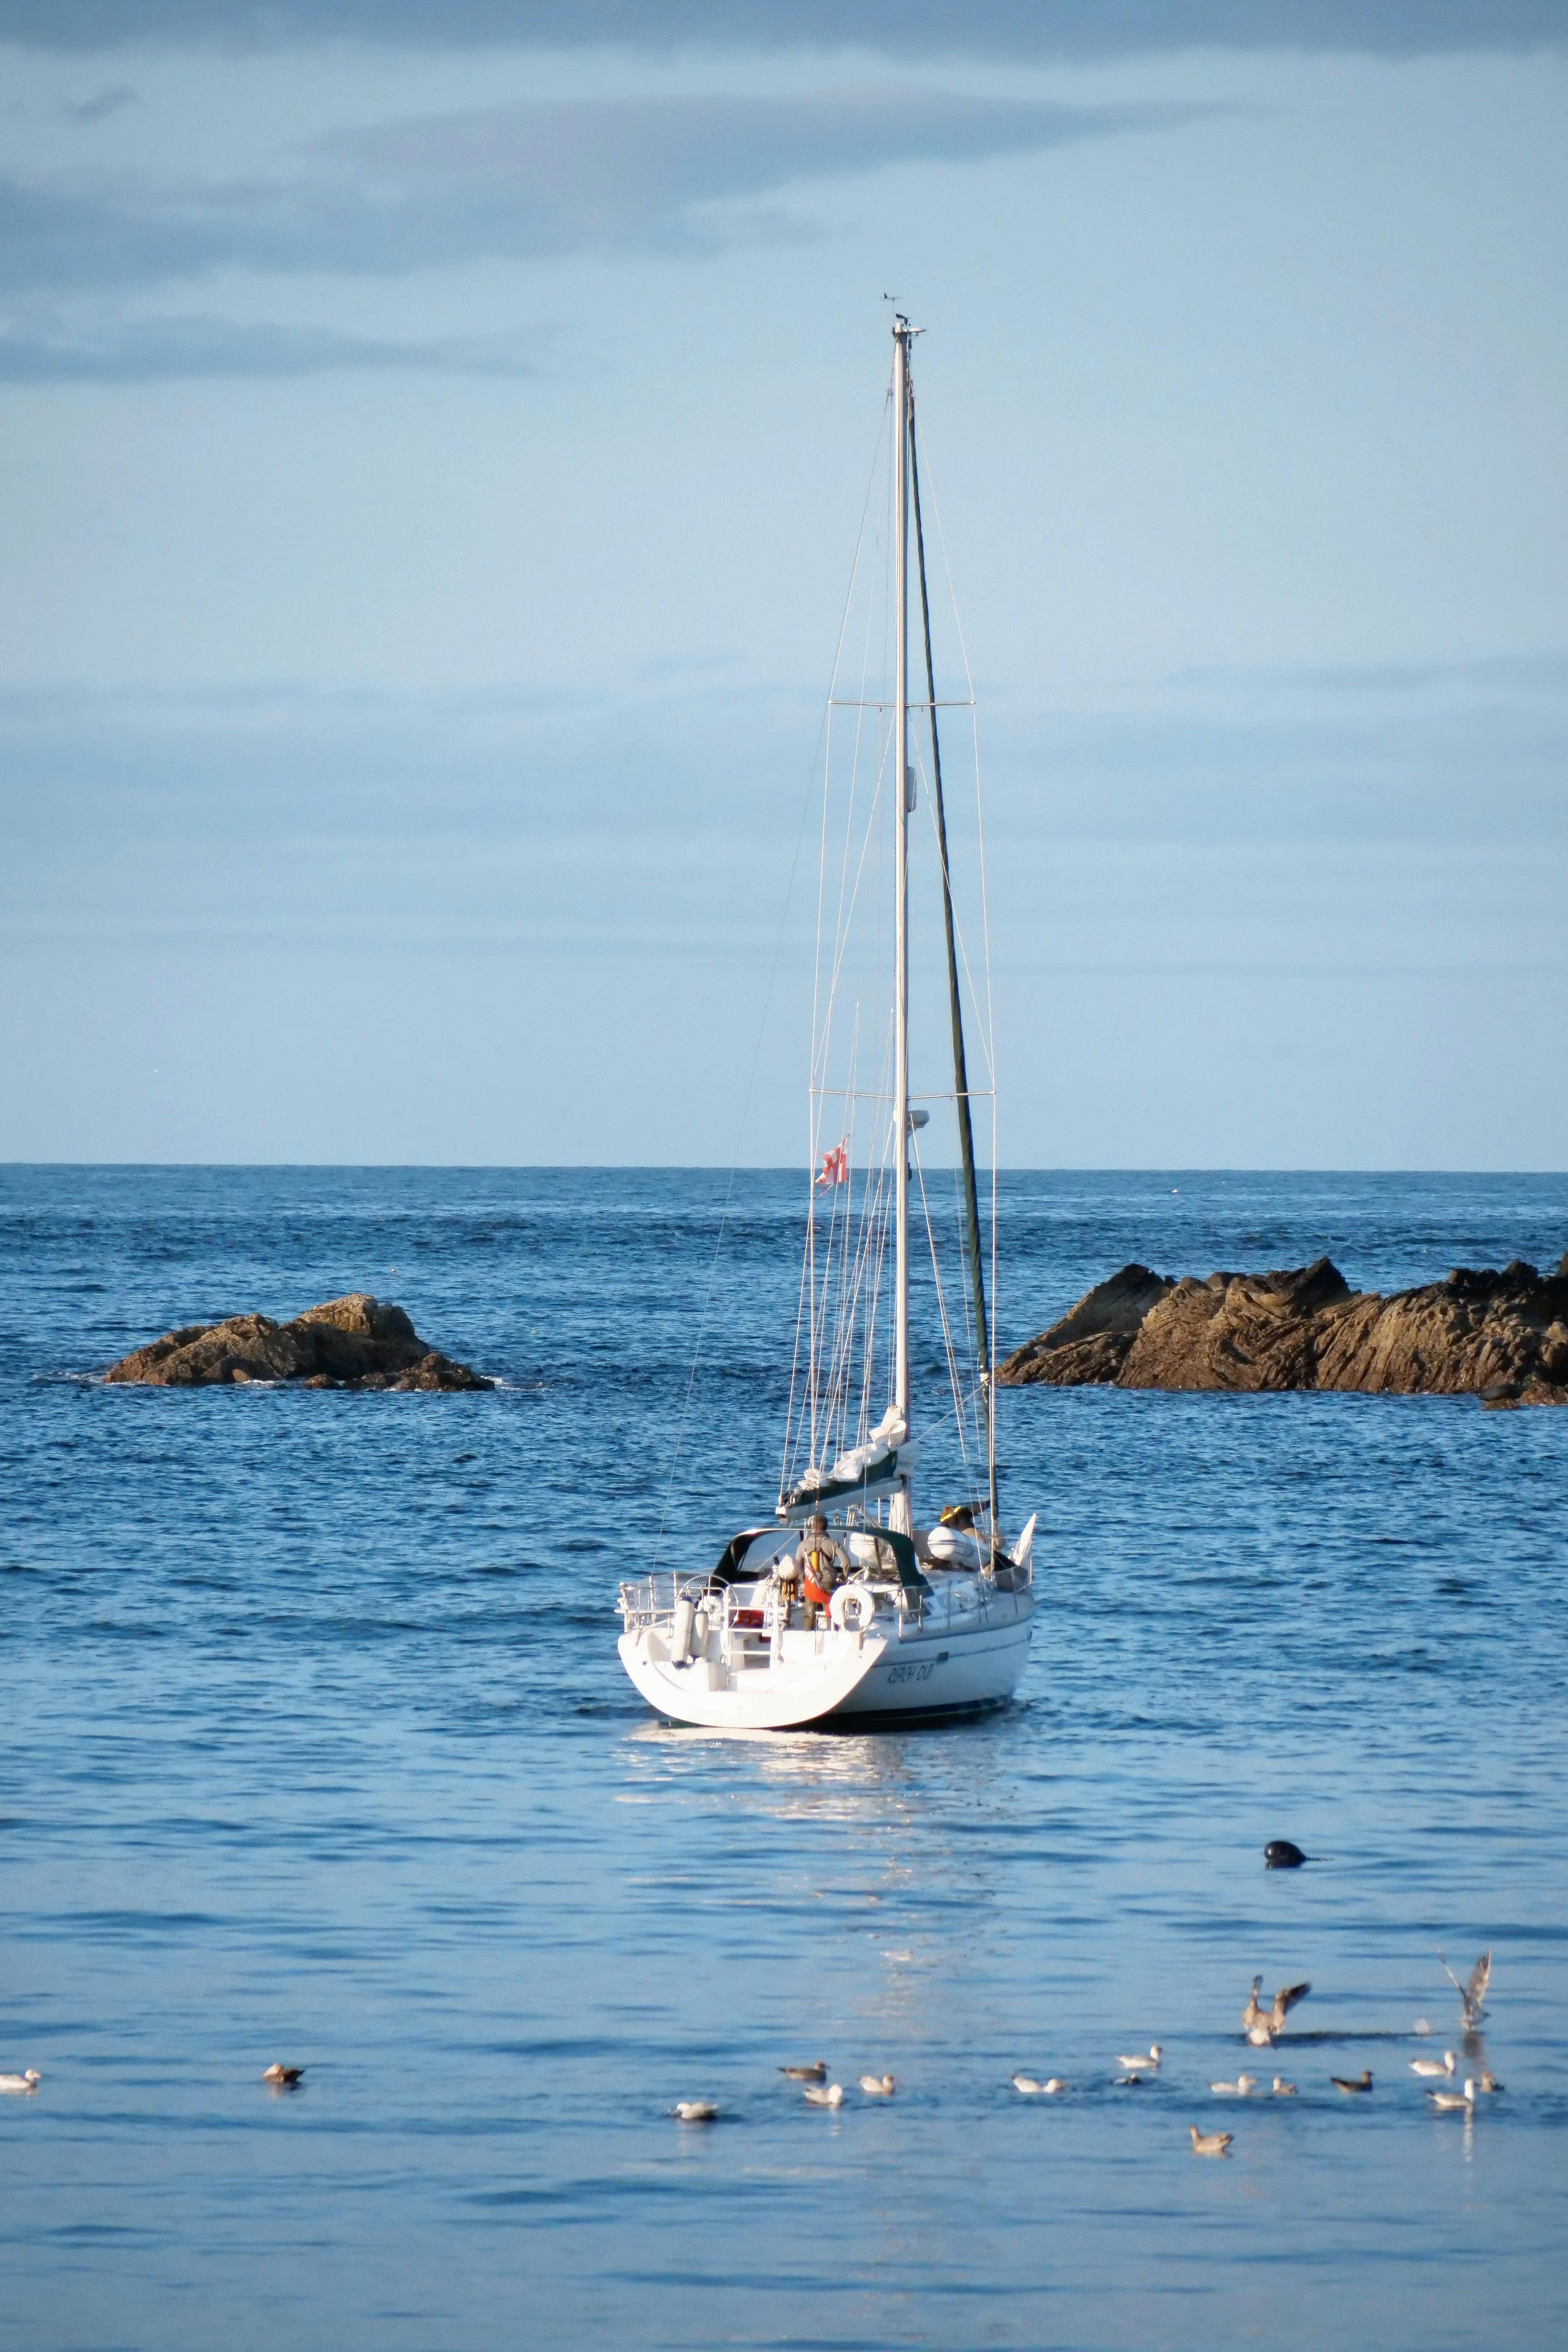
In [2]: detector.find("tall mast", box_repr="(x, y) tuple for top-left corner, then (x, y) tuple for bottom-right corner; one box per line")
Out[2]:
(892, 314), (912, 1485)
(909, 405), (999, 1558)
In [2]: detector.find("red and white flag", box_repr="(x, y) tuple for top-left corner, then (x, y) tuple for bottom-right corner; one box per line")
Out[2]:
(814, 1141), (849, 1188)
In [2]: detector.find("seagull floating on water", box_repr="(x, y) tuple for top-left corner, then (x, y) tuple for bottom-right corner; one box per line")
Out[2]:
(1210, 2075), (1258, 2096)
(261, 2064), (304, 2088)
(1116, 2045), (1162, 2072)
(1426, 2078), (1476, 2114)
(1190, 2126), (1233, 2156)
(1243, 1976), (1311, 2046)
(1438, 1950), (1492, 2031)
(778, 2063), (827, 2082)
(1331, 2071), (1373, 2093)
(672, 2100), (719, 2123)
(804, 2082), (845, 2108)
(1477, 2073), (1504, 2094)
(0, 2070), (41, 2095)
(1272, 2078), (1297, 2096)
(1411, 2050), (1457, 2079)
(858, 2074), (897, 2098)
(1011, 2074), (1045, 2095)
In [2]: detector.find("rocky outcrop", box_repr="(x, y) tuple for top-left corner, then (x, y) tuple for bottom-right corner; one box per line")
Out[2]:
(998, 1254), (1568, 1405)
(104, 1294), (493, 1391)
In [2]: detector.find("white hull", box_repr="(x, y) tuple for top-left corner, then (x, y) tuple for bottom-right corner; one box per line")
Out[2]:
(619, 1580), (1034, 1732)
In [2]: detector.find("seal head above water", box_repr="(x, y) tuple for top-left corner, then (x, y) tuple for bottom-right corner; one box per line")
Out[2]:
(1264, 1839), (1308, 1869)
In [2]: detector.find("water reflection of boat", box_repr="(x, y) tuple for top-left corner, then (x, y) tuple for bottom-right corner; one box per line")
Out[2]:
(617, 315), (1035, 1730)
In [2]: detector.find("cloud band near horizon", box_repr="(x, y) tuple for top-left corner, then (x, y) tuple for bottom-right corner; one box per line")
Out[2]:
(0, 0), (1563, 58)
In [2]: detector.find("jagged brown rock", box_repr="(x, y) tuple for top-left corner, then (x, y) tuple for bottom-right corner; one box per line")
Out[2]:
(999, 1254), (1568, 1405)
(103, 1293), (493, 1391)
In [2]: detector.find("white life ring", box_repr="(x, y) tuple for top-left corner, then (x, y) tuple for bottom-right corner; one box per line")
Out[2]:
(829, 1583), (877, 1635)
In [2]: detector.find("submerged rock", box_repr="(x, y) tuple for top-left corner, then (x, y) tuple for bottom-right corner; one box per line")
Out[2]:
(998, 1254), (1568, 1404)
(104, 1293), (493, 1391)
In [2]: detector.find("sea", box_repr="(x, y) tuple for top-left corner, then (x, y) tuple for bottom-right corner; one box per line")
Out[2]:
(2, 1164), (1566, 2352)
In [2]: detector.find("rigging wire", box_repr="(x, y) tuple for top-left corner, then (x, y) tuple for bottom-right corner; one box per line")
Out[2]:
(912, 419), (1003, 1441)
(657, 392), (893, 1566)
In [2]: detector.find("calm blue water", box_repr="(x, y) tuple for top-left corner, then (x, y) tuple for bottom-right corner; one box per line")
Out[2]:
(2, 1166), (1566, 2352)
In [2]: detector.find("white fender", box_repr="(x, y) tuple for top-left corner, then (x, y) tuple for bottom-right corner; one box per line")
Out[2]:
(1011, 1513), (1037, 1574)
(829, 1583), (878, 1635)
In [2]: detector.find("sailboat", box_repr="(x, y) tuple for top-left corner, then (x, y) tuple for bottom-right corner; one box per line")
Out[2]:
(617, 315), (1037, 1729)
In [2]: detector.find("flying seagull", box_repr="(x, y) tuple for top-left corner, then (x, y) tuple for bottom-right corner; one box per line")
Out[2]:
(1438, 1950), (1492, 2030)
(1243, 1976), (1311, 2046)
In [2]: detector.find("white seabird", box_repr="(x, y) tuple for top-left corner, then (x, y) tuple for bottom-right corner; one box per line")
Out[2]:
(1243, 1976), (1311, 2046)
(858, 2074), (897, 2098)
(1116, 2045), (1162, 2072)
(1438, 1950), (1492, 2031)
(1210, 2075), (1258, 2096)
(804, 2082), (845, 2108)
(0, 2070), (41, 2095)
(1190, 2126), (1232, 2156)
(673, 2100), (720, 2123)
(1426, 2078), (1476, 2114)
(1411, 2049), (1458, 2079)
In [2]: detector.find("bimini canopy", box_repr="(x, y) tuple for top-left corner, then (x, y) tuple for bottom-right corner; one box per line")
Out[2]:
(845, 1525), (931, 1597)
(710, 1528), (791, 1586)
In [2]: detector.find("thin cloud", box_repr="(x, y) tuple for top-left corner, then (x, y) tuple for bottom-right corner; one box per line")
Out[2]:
(0, 88), (1218, 295)
(4, 660), (1564, 853)
(63, 85), (139, 122)
(1, 1), (1564, 59)
(0, 316), (537, 381)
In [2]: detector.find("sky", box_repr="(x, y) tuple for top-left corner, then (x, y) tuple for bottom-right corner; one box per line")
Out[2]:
(1, 0), (1564, 1169)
